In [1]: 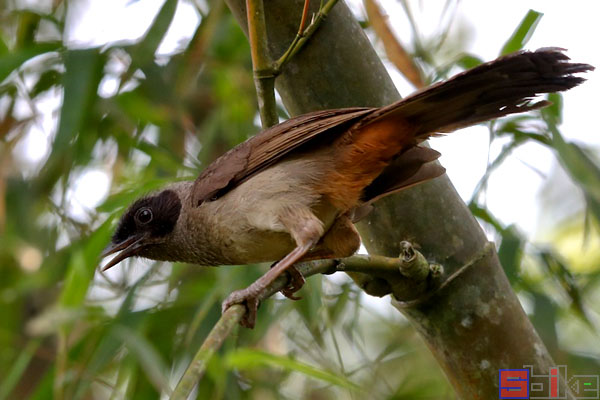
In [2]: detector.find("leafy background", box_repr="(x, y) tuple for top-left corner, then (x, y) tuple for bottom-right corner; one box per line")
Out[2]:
(0, 0), (598, 399)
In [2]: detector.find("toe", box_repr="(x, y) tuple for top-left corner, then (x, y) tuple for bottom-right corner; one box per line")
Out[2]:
(240, 297), (259, 328)
(281, 287), (302, 300)
(222, 290), (260, 329)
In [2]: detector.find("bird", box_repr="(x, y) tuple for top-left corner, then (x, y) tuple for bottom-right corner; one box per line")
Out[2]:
(101, 48), (592, 328)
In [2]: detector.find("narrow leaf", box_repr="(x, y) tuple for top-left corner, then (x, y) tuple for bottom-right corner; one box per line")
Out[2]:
(538, 251), (594, 328)
(364, 0), (424, 88)
(0, 340), (41, 400)
(0, 42), (60, 83)
(130, 0), (178, 68)
(542, 92), (563, 126)
(59, 218), (113, 307)
(139, 0), (178, 56)
(226, 349), (361, 391)
(0, 35), (8, 55)
(35, 48), (104, 193)
(456, 53), (484, 70)
(16, 11), (41, 48)
(549, 125), (600, 217)
(30, 69), (61, 97)
(501, 10), (543, 55)
(497, 226), (523, 284)
(54, 48), (103, 150)
(111, 325), (171, 393)
(530, 291), (559, 353)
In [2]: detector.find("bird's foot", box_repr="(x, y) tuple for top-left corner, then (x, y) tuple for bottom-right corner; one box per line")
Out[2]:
(280, 265), (305, 300)
(222, 288), (260, 329)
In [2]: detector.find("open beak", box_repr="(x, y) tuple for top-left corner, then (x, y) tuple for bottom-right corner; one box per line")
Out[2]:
(100, 234), (149, 271)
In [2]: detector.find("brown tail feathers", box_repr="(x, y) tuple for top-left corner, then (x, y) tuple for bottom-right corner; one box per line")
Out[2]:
(321, 48), (593, 209)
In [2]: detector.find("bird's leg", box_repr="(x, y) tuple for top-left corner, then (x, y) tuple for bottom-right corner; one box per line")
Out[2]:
(222, 239), (317, 328)
(302, 215), (361, 261)
(223, 206), (324, 328)
(278, 215), (362, 300)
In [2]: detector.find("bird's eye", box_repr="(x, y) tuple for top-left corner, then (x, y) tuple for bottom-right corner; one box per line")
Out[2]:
(135, 207), (153, 225)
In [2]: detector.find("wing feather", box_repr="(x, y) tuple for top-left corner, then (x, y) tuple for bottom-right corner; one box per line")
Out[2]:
(191, 107), (373, 206)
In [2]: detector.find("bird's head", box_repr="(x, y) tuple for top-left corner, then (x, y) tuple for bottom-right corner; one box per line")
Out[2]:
(101, 189), (183, 271)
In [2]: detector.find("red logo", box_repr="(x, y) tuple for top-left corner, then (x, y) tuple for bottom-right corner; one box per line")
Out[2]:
(500, 369), (529, 399)
(499, 365), (599, 399)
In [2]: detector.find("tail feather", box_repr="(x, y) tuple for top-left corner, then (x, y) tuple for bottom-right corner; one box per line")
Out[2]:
(361, 146), (444, 204)
(321, 48), (592, 210)
(357, 48), (593, 136)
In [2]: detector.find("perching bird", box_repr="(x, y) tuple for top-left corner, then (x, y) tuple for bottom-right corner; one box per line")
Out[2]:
(101, 48), (592, 328)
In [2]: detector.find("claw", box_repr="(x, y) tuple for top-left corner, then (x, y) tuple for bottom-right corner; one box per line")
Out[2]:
(270, 262), (305, 300)
(280, 265), (305, 300)
(222, 290), (260, 329)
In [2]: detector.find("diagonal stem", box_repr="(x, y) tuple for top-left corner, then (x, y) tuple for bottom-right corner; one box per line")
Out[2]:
(169, 253), (420, 399)
(274, 0), (339, 73)
(245, 0), (339, 128)
(246, 0), (278, 127)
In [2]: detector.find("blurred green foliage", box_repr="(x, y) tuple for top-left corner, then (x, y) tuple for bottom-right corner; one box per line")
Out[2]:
(0, 1), (598, 399)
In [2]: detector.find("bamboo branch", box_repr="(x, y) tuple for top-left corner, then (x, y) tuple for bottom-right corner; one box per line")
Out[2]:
(273, 0), (339, 73)
(246, 0), (339, 128)
(170, 251), (434, 399)
(170, 304), (246, 400)
(246, 0), (278, 127)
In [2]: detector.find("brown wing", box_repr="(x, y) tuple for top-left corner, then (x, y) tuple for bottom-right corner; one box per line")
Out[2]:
(191, 107), (374, 206)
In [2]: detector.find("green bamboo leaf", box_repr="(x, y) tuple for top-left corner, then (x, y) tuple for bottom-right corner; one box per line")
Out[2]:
(30, 69), (61, 97)
(125, 0), (178, 74)
(59, 250), (92, 308)
(225, 349), (361, 391)
(116, 90), (171, 125)
(0, 340), (41, 400)
(327, 282), (352, 323)
(70, 315), (144, 400)
(538, 251), (593, 329)
(542, 92), (563, 126)
(109, 358), (136, 400)
(455, 53), (483, 70)
(544, 115), (600, 227)
(111, 325), (170, 393)
(138, 0), (178, 58)
(35, 48), (104, 193)
(469, 203), (504, 233)
(16, 10), (41, 48)
(291, 273), (324, 341)
(500, 10), (543, 55)
(584, 194), (600, 234)
(549, 125), (600, 205)
(0, 35), (9, 55)
(25, 366), (54, 400)
(0, 42), (61, 83)
(527, 291), (560, 355)
(469, 204), (524, 283)
(497, 225), (523, 284)
(54, 48), (103, 150)
(59, 218), (113, 307)
(495, 116), (552, 146)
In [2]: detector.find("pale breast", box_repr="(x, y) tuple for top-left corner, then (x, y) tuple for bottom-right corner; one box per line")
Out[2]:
(194, 156), (339, 265)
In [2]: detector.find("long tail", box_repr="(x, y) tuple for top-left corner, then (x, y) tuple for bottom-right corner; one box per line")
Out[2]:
(321, 48), (593, 209)
(361, 47), (592, 136)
